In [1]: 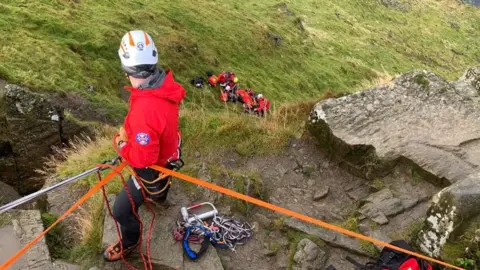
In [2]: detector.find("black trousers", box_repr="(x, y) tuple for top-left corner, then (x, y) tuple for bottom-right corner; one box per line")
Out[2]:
(112, 168), (170, 247)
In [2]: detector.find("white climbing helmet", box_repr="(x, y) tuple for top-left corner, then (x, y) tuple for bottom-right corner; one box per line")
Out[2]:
(257, 94), (263, 99)
(118, 30), (158, 78)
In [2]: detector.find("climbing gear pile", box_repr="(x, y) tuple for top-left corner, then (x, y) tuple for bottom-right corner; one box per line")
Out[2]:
(173, 202), (254, 260)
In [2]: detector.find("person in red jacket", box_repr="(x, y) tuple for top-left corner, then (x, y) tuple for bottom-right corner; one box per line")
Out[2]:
(236, 89), (256, 113)
(103, 30), (186, 262)
(254, 94), (271, 117)
(218, 71), (239, 101)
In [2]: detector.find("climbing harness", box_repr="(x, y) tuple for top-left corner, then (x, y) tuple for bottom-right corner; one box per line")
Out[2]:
(0, 157), (121, 215)
(97, 163), (155, 270)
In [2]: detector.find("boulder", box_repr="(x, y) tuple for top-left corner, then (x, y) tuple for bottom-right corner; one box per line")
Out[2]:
(0, 84), (92, 194)
(1, 210), (81, 269)
(285, 218), (372, 257)
(313, 187), (329, 201)
(0, 181), (21, 206)
(293, 239), (326, 270)
(358, 189), (405, 223)
(308, 67), (480, 186)
(308, 66), (480, 258)
(419, 172), (480, 257)
(453, 66), (480, 98)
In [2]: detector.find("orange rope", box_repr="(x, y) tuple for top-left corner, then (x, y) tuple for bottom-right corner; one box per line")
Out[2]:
(150, 165), (463, 270)
(0, 161), (128, 270)
(0, 160), (462, 270)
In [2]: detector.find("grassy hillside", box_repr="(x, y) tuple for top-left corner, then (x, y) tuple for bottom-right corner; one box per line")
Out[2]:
(1, 0), (479, 113)
(1, 0), (479, 156)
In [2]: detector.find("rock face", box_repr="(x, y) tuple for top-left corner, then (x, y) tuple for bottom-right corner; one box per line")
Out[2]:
(358, 189), (411, 225)
(9, 210), (52, 269)
(308, 66), (480, 257)
(0, 83), (92, 194)
(308, 67), (480, 186)
(0, 210), (80, 270)
(419, 172), (480, 257)
(293, 239), (326, 270)
(0, 181), (21, 206)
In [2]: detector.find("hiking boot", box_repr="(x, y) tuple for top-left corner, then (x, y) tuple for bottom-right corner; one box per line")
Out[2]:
(103, 241), (138, 262)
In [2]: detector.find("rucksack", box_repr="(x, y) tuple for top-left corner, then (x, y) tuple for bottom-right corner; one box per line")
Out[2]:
(190, 76), (204, 88)
(345, 240), (434, 270)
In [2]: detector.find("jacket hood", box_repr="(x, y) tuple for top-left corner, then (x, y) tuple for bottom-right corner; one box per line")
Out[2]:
(125, 70), (186, 104)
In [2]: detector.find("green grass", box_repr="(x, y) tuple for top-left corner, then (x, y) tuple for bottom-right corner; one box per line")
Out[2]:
(440, 221), (480, 265)
(67, 194), (105, 269)
(411, 169), (424, 185)
(360, 240), (381, 257)
(339, 216), (361, 233)
(45, 127), (128, 267)
(41, 212), (70, 259)
(389, 219), (424, 247)
(373, 178), (385, 190)
(1, 0), (479, 115)
(0, 213), (12, 226)
(1, 0), (478, 158)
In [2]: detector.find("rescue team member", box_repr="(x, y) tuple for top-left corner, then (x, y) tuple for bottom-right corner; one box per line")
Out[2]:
(218, 71), (239, 100)
(254, 94), (270, 117)
(236, 89), (256, 113)
(103, 30), (186, 262)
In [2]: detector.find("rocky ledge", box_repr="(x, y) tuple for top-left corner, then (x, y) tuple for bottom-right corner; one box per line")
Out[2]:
(307, 66), (480, 257)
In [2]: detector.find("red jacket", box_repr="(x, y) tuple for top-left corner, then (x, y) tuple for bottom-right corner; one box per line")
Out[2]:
(236, 89), (255, 109)
(121, 71), (186, 168)
(255, 97), (271, 112)
(218, 72), (233, 84)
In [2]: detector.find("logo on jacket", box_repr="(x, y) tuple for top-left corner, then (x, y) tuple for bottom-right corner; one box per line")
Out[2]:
(136, 133), (150, 145)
